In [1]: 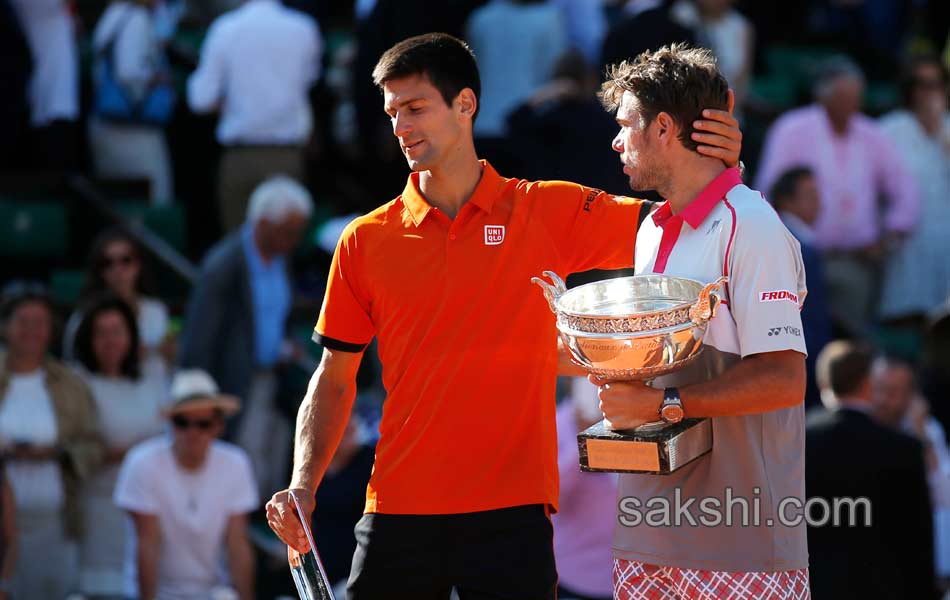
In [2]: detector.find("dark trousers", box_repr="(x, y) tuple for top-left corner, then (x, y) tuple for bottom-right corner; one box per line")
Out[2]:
(347, 504), (557, 600)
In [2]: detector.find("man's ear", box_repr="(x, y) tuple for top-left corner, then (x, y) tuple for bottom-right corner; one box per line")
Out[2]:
(456, 88), (477, 121)
(654, 112), (677, 146)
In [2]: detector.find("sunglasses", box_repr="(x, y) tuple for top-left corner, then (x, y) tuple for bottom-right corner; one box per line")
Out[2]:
(171, 415), (216, 431)
(99, 254), (136, 269)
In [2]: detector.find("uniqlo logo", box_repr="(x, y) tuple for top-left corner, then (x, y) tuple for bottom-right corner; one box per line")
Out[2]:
(484, 225), (505, 245)
(759, 290), (799, 304)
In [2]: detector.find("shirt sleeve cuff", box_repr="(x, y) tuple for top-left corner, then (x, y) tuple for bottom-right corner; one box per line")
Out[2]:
(312, 331), (369, 353)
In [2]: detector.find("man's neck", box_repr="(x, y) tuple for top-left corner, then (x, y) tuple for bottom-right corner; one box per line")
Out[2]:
(662, 154), (728, 214)
(7, 353), (43, 374)
(173, 447), (208, 471)
(251, 223), (275, 264)
(418, 146), (483, 220)
(821, 105), (851, 136)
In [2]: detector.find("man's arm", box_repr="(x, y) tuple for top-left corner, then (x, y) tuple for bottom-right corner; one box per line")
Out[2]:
(186, 22), (226, 113)
(558, 337), (588, 377)
(595, 350), (805, 430)
(266, 347), (364, 553)
(0, 477), (16, 594)
(130, 511), (161, 600)
(225, 513), (255, 600)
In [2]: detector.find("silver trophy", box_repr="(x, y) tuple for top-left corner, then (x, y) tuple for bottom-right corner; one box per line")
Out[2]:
(287, 491), (336, 600)
(533, 271), (727, 474)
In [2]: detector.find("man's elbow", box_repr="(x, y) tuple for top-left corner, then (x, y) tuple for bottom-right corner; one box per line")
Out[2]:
(774, 352), (806, 409)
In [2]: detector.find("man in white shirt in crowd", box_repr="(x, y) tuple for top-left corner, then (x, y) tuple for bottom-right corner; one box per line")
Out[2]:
(187, 0), (323, 232)
(8, 0), (80, 170)
(114, 369), (258, 600)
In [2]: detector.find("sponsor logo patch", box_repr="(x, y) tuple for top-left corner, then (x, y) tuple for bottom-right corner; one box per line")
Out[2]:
(484, 225), (505, 245)
(759, 290), (799, 304)
(582, 189), (601, 212)
(767, 325), (802, 337)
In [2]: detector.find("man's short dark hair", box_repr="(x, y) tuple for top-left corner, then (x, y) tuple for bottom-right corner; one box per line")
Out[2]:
(769, 167), (813, 211)
(599, 44), (729, 152)
(372, 33), (481, 121)
(816, 340), (874, 398)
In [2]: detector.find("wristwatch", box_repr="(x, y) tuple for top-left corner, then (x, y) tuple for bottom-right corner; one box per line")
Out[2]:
(660, 387), (684, 424)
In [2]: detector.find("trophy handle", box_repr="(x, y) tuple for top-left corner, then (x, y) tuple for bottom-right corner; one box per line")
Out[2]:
(689, 276), (729, 325)
(531, 270), (567, 314)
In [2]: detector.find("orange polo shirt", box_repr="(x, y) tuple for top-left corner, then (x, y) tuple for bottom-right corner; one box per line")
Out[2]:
(314, 161), (644, 515)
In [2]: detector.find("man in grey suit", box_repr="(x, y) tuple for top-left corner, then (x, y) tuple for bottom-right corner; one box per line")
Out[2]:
(180, 175), (312, 498)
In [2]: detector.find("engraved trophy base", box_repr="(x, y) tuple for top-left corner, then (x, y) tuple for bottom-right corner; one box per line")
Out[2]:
(578, 418), (712, 474)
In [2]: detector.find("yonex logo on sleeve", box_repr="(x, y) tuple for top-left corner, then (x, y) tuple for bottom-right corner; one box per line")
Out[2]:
(484, 225), (505, 245)
(759, 290), (799, 304)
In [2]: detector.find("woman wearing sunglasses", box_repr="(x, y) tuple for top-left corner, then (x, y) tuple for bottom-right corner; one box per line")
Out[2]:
(64, 227), (171, 367)
(71, 293), (169, 599)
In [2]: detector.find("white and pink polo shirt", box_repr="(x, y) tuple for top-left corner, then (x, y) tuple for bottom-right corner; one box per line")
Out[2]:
(614, 167), (809, 573)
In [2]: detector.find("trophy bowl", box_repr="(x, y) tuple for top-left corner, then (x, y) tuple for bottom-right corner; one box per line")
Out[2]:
(531, 271), (728, 474)
(532, 272), (728, 379)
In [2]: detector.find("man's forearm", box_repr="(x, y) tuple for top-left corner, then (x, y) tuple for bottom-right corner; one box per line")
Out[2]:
(289, 366), (358, 494)
(557, 337), (588, 377)
(137, 540), (159, 600)
(684, 350), (805, 419)
(228, 533), (255, 600)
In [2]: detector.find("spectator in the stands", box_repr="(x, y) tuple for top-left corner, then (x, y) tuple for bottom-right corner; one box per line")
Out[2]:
(756, 56), (918, 339)
(179, 175), (312, 499)
(7, 0), (80, 170)
(600, 0), (696, 76)
(770, 167), (832, 410)
(670, 0), (753, 113)
(65, 228), (171, 368)
(71, 294), (169, 598)
(114, 369), (257, 600)
(465, 0), (568, 140)
(187, 0), (323, 232)
(553, 378), (616, 600)
(877, 55), (950, 328)
(0, 282), (103, 600)
(506, 49), (630, 195)
(0, 0), (32, 170)
(89, 0), (175, 204)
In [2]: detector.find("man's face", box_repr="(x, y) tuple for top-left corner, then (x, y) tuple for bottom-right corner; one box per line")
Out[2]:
(611, 91), (666, 192)
(259, 211), (310, 257)
(872, 364), (916, 427)
(823, 76), (863, 125)
(792, 174), (820, 225)
(383, 74), (468, 172)
(171, 407), (223, 463)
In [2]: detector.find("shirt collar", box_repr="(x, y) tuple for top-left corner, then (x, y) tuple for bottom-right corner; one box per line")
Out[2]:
(401, 160), (503, 226)
(651, 166), (742, 230)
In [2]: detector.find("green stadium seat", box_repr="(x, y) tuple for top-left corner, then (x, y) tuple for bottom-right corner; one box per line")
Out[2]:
(0, 201), (68, 257)
(49, 268), (86, 306)
(116, 202), (187, 251)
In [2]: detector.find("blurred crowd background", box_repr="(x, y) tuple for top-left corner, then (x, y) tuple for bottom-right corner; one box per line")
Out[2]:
(0, 0), (948, 598)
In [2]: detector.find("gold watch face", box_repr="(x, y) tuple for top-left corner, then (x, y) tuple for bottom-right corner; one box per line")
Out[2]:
(662, 404), (684, 423)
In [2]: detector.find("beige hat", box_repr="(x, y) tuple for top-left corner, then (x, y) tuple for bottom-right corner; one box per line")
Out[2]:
(163, 369), (240, 417)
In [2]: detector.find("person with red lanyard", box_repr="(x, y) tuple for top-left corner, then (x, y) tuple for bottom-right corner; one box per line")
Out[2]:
(265, 33), (743, 599)
(594, 44), (810, 599)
